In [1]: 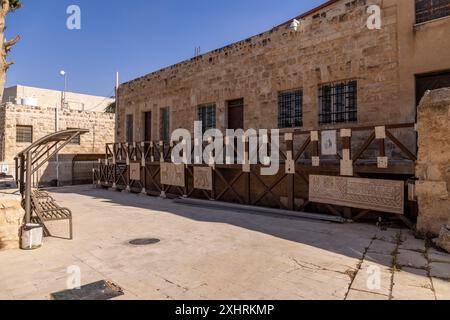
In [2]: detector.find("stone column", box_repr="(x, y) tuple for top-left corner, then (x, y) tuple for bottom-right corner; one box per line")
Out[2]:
(438, 217), (450, 253)
(0, 193), (24, 251)
(415, 88), (450, 241)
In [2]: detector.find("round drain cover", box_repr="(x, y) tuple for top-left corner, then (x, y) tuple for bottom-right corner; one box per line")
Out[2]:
(129, 238), (160, 246)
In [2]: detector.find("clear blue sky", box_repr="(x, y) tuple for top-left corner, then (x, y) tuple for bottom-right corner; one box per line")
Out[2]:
(6, 0), (325, 97)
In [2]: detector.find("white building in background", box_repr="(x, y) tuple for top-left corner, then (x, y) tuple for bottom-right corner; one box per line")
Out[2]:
(2, 85), (114, 112)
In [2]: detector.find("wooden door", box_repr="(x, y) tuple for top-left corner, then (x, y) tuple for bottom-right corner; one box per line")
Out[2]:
(228, 99), (244, 130)
(143, 112), (152, 141)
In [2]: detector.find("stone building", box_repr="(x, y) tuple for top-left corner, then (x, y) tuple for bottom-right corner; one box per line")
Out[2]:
(2, 85), (114, 112)
(116, 0), (450, 142)
(0, 98), (115, 186)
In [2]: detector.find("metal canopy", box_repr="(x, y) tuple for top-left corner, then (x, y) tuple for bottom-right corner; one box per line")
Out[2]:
(15, 129), (90, 223)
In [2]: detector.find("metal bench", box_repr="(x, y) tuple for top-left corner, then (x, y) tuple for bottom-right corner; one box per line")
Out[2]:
(31, 190), (73, 240)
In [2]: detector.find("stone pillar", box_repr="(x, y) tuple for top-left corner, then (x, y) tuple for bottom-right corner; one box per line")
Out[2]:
(0, 193), (24, 250)
(437, 217), (450, 253)
(415, 88), (450, 242)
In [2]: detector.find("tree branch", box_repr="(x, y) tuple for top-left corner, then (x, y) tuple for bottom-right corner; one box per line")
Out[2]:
(4, 34), (19, 52)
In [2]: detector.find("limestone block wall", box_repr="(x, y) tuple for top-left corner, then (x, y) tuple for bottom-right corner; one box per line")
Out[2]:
(416, 88), (450, 237)
(0, 193), (24, 250)
(117, 0), (406, 142)
(0, 104), (115, 184)
(2, 85), (115, 112)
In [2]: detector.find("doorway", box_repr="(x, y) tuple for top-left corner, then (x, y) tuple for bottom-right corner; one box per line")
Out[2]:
(227, 98), (244, 130)
(416, 70), (450, 105)
(143, 111), (152, 142)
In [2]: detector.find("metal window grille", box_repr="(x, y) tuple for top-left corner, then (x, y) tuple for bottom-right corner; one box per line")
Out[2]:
(198, 104), (216, 133)
(16, 125), (33, 143)
(160, 107), (170, 142)
(126, 115), (134, 143)
(319, 80), (357, 125)
(416, 0), (450, 24)
(278, 90), (303, 128)
(67, 128), (81, 145)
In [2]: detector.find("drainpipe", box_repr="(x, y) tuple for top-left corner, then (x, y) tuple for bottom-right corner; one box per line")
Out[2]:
(55, 103), (60, 187)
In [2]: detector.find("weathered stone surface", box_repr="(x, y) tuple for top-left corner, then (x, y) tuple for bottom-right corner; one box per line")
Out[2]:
(0, 193), (24, 251)
(392, 268), (435, 300)
(0, 103), (115, 186)
(350, 261), (392, 297)
(433, 278), (450, 300)
(438, 227), (450, 254)
(367, 240), (397, 256)
(397, 249), (428, 270)
(429, 248), (450, 264)
(116, 0), (417, 142)
(400, 234), (426, 253)
(160, 163), (185, 187)
(429, 262), (450, 280)
(193, 167), (213, 191)
(416, 88), (450, 237)
(346, 289), (389, 301)
(309, 175), (404, 215)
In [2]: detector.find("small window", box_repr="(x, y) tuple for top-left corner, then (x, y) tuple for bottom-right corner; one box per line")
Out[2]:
(67, 128), (81, 145)
(416, 0), (450, 24)
(160, 107), (171, 142)
(16, 125), (33, 143)
(278, 90), (303, 128)
(319, 80), (357, 125)
(198, 104), (216, 133)
(126, 114), (134, 143)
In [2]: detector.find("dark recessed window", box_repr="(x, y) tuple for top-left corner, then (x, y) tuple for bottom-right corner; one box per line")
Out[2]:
(319, 80), (357, 125)
(416, 0), (450, 24)
(67, 128), (81, 145)
(198, 104), (216, 133)
(278, 90), (303, 128)
(16, 125), (33, 143)
(126, 114), (134, 143)
(160, 107), (171, 142)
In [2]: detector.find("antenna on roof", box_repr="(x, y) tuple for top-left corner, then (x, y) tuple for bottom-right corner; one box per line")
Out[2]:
(194, 46), (201, 57)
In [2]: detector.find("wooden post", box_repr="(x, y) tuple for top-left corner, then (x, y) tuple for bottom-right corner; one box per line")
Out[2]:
(141, 142), (147, 195)
(124, 143), (131, 192)
(285, 133), (295, 211)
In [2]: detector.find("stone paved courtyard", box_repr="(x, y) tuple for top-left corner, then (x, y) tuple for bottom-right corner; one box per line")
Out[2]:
(0, 185), (449, 300)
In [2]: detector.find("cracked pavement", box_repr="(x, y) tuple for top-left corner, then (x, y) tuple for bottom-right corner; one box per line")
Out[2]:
(0, 185), (449, 300)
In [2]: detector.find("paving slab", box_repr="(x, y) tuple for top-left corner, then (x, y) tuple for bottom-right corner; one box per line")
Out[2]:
(399, 236), (426, 253)
(432, 278), (450, 300)
(0, 186), (444, 300)
(428, 248), (450, 264)
(367, 239), (397, 256)
(349, 261), (392, 297)
(391, 268), (435, 300)
(429, 262), (450, 280)
(397, 249), (428, 270)
(346, 289), (389, 300)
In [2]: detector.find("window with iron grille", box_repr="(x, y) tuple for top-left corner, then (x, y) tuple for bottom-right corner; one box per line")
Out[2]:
(278, 90), (303, 128)
(416, 0), (450, 24)
(198, 104), (216, 133)
(67, 128), (81, 145)
(160, 107), (171, 142)
(126, 114), (134, 142)
(16, 125), (33, 143)
(319, 80), (357, 125)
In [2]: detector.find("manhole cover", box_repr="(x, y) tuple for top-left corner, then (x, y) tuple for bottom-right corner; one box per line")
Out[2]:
(129, 238), (160, 246)
(51, 280), (124, 300)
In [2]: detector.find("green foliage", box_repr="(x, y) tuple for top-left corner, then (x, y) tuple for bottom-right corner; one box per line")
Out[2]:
(9, 0), (22, 11)
(105, 101), (116, 113)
